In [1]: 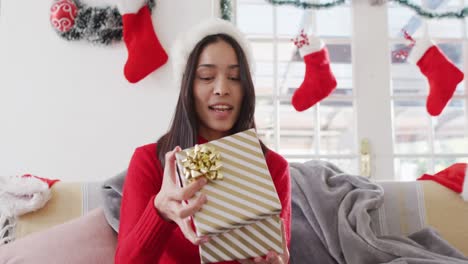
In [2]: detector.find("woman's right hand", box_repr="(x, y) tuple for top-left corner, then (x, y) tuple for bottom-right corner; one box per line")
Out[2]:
(153, 146), (210, 245)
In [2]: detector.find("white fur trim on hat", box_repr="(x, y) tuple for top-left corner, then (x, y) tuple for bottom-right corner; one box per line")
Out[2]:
(171, 18), (255, 90)
(408, 38), (435, 64)
(116, 0), (147, 14)
(0, 176), (51, 217)
(462, 166), (468, 201)
(299, 36), (325, 58)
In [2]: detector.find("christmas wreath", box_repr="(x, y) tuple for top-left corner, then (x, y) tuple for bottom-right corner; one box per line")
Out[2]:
(49, 0), (155, 45)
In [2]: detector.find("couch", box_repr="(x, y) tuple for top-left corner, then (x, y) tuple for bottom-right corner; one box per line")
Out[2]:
(0, 170), (467, 263)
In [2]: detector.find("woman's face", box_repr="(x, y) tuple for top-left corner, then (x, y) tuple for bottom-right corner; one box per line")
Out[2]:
(193, 40), (244, 141)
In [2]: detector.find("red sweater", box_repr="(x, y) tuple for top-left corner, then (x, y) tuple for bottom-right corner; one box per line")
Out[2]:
(115, 139), (291, 264)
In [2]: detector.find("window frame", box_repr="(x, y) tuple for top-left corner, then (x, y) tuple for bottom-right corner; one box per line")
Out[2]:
(234, 0), (468, 180)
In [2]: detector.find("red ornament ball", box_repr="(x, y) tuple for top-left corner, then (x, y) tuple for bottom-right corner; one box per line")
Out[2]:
(50, 0), (78, 33)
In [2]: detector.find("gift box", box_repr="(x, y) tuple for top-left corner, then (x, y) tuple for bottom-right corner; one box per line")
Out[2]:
(199, 216), (284, 263)
(175, 129), (282, 236)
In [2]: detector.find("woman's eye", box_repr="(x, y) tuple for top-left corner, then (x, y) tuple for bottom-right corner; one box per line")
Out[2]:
(229, 76), (240, 81)
(199, 76), (214, 81)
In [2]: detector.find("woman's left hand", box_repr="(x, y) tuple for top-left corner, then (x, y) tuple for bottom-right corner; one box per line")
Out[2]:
(238, 249), (289, 264)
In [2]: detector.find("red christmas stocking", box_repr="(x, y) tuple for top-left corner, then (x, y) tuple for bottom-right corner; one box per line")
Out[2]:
(118, 0), (168, 83)
(409, 39), (464, 116)
(291, 32), (337, 112)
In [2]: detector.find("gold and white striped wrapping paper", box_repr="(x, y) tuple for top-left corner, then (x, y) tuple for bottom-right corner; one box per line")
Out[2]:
(175, 129), (282, 236)
(199, 216), (284, 263)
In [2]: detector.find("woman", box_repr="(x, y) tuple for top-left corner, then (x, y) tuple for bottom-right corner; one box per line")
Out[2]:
(115, 18), (291, 264)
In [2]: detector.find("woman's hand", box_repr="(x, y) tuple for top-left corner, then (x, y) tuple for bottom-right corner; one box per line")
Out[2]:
(238, 221), (289, 264)
(154, 146), (210, 245)
(238, 249), (289, 264)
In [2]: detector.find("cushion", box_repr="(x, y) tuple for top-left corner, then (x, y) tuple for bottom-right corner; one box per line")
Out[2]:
(14, 182), (82, 239)
(14, 181), (104, 240)
(0, 208), (117, 264)
(377, 181), (468, 256)
(422, 181), (468, 256)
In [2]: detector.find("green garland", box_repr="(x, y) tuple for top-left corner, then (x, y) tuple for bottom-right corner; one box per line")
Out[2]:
(219, 0), (468, 19)
(392, 0), (468, 19)
(264, 0), (345, 9)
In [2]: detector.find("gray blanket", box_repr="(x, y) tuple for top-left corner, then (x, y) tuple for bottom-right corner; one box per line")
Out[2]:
(100, 170), (126, 233)
(290, 160), (468, 264)
(100, 161), (468, 264)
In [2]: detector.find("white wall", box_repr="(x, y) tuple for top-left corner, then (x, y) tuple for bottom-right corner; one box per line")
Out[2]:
(0, 0), (216, 181)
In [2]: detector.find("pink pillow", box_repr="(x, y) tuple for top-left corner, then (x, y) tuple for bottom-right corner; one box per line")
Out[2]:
(0, 208), (117, 264)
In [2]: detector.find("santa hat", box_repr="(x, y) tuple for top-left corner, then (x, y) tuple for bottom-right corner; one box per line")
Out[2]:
(0, 174), (59, 244)
(418, 163), (468, 201)
(0, 174), (59, 217)
(171, 18), (255, 90)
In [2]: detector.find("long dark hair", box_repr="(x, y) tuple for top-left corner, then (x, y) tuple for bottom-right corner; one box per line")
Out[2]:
(157, 33), (267, 168)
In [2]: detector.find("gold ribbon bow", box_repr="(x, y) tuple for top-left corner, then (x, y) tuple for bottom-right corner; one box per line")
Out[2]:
(181, 144), (223, 183)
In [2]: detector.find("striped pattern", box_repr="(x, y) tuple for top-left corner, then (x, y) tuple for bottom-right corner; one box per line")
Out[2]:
(176, 129), (282, 236)
(200, 216), (284, 264)
(376, 181), (426, 237)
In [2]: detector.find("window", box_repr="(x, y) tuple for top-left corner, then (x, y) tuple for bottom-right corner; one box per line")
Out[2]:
(236, 0), (468, 180)
(389, 0), (468, 180)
